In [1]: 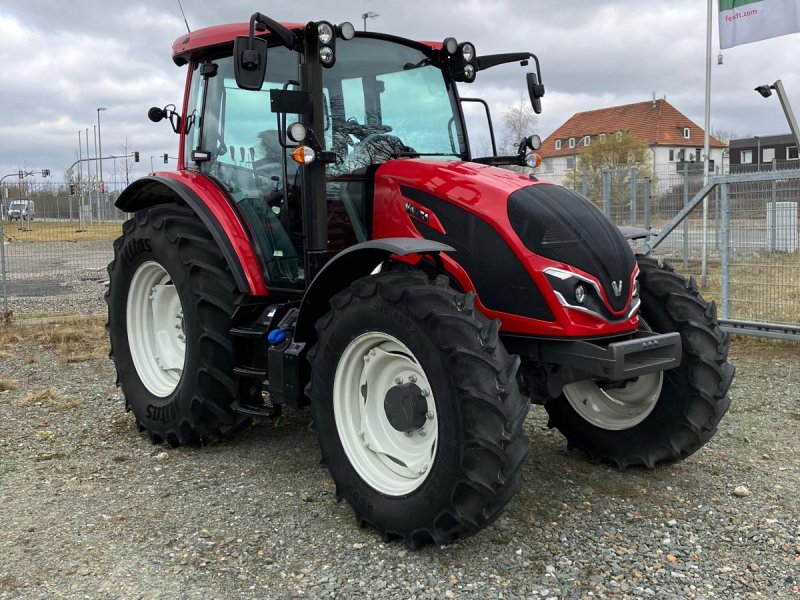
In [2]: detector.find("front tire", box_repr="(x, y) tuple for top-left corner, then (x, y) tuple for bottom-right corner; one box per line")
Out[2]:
(544, 256), (734, 468)
(106, 205), (250, 445)
(308, 271), (530, 547)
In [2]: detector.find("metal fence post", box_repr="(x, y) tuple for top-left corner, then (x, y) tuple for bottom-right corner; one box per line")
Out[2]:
(682, 161), (689, 268)
(715, 167), (721, 251)
(643, 177), (651, 233)
(770, 158), (778, 252)
(0, 207), (8, 317)
(630, 166), (638, 226)
(720, 180), (730, 320)
(602, 168), (611, 218)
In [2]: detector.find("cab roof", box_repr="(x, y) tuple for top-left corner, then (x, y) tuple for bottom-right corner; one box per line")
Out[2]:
(172, 22), (441, 65)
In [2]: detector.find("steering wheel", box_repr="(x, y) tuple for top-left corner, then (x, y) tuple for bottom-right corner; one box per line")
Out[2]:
(337, 117), (392, 141)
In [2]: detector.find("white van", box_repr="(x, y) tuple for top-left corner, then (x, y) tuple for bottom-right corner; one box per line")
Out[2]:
(7, 199), (34, 221)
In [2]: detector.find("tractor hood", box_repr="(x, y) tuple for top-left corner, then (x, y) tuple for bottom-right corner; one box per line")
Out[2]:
(372, 159), (639, 336)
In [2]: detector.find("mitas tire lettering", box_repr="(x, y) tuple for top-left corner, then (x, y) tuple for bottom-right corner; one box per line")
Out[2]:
(121, 238), (152, 264)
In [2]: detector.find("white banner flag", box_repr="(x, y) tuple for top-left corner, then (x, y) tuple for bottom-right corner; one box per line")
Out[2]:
(719, 0), (800, 48)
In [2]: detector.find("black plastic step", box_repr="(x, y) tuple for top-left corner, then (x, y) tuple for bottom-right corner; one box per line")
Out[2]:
(234, 366), (268, 378)
(230, 326), (267, 338)
(235, 402), (281, 420)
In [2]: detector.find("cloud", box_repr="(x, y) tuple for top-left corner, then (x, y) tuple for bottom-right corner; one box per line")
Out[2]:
(1, 0), (799, 180)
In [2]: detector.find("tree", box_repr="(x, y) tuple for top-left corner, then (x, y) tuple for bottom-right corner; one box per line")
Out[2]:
(564, 132), (653, 216)
(119, 136), (137, 187)
(500, 100), (536, 154)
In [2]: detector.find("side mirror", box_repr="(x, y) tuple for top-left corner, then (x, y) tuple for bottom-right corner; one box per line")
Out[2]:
(234, 35), (268, 90)
(526, 72), (545, 115)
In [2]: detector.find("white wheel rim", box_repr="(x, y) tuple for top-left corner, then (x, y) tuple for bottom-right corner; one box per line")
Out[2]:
(563, 320), (664, 431)
(126, 261), (185, 397)
(333, 332), (438, 496)
(562, 372), (663, 431)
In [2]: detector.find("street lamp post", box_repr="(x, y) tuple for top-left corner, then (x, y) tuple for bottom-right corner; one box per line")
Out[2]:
(361, 11), (379, 31)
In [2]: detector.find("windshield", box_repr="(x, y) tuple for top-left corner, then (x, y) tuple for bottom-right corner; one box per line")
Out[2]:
(325, 37), (465, 170)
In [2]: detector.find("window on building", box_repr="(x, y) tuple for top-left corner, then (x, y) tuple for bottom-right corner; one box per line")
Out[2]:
(568, 137), (576, 148)
(555, 139), (562, 150)
(566, 156), (576, 169)
(583, 135), (591, 146)
(763, 148), (775, 163)
(599, 133), (606, 141)
(741, 150), (753, 164)
(683, 127), (691, 139)
(669, 149), (675, 161)
(788, 146), (799, 160)
(616, 131), (623, 141)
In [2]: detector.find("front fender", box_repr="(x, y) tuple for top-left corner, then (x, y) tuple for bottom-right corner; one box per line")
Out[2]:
(295, 238), (454, 343)
(116, 172), (267, 295)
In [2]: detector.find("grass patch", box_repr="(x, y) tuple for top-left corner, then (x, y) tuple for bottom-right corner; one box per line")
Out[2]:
(0, 328), (21, 357)
(0, 378), (17, 392)
(21, 387), (81, 410)
(3, 221), (121, 243)
(14, 317), (109, 362)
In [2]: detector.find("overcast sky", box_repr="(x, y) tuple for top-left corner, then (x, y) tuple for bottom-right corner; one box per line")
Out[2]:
(1, 0), (799, 185)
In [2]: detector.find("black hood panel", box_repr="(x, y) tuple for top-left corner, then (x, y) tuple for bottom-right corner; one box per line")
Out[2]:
(508, 184), (635, 312)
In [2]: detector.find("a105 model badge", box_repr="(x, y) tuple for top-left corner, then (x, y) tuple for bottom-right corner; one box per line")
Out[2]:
(405, 201), (429, 223)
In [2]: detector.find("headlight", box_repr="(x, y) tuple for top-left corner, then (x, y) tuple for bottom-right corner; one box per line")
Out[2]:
(443, 37), (458, 54)
(319, 46), (334, 65)
(632, 279), (639, 297)
(463, 64), (475, 80)
(574, 284), (587, 305)
(462, 43), (475, 62)
(318, 23), (334, 44)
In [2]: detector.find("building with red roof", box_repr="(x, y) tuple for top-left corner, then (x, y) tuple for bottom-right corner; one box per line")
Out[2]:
(538, 98), (727, 186)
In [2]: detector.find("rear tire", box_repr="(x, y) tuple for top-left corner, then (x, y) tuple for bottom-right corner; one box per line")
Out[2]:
(106, 205), (250, 445)
(308, 271), (530, 547)
(544, 256), (734, 468)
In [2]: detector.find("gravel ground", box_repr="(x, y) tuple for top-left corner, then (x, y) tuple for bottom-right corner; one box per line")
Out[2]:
(0, 328), (798, 599)
(1, 240), (110, 317)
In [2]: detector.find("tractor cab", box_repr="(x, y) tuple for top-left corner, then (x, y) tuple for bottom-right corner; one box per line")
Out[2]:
(171, 15), (544, 290)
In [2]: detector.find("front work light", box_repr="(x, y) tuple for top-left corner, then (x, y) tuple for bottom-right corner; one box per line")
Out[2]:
(318, 22), (334, 44)
(319, 46), (334, 65)
(292, 146), (316, 165)
(461, 43), (475, 62)
(287, 122), (307, 143)
(464, 64), (475, 80)
(338, 22), (355, 40)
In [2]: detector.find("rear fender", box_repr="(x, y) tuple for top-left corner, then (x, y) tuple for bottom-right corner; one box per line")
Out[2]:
(295, 238), (454, 344)
(115, 172), (268, 295)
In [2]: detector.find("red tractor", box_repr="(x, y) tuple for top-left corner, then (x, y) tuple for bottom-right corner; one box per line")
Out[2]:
(107, 14), (734, 547)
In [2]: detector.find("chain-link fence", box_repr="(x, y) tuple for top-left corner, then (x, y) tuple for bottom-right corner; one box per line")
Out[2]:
(0, 181), (128, 321)
(2, 166), (799, 337)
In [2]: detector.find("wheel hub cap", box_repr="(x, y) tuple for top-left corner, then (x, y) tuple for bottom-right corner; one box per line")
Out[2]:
(384, 382), (428, 433)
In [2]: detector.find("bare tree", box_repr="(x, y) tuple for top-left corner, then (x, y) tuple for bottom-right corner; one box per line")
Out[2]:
(119, 136), (137, 187)
(500, 100), (536, 154)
